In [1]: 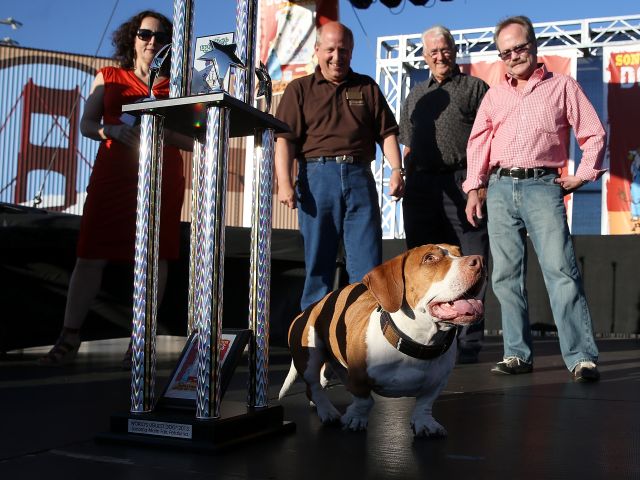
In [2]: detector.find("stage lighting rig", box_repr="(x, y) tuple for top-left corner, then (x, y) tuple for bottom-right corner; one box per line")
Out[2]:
(407, 0), (454, 5)
(350, 0), (373, 8)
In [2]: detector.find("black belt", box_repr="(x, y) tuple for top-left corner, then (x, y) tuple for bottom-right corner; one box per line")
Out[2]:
(493, 167), (558, 179)
(304, 155), (369, 164)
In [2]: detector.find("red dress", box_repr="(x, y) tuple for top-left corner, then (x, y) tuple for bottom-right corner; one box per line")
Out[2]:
(77, 66), (185, 261)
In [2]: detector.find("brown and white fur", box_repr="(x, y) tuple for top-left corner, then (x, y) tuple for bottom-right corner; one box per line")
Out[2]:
(278, 244), (486, 437)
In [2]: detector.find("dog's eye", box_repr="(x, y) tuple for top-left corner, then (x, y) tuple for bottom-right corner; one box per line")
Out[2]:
(422, 253), (439, 264)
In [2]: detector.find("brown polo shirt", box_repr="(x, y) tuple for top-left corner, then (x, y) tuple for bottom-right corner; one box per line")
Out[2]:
(275, 66), (399, 161)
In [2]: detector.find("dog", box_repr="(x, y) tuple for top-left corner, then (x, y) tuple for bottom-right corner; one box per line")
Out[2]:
(278, 244), (486, 437)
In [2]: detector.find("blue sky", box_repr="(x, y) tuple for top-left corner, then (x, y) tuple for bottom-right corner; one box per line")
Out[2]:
(3, 0), (640, 78)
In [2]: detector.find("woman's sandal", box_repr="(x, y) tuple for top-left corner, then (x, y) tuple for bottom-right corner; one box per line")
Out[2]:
(38, 335), (81, 366)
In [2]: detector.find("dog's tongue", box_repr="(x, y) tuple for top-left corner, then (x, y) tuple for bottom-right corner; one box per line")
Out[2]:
(431, 299), (484, 320)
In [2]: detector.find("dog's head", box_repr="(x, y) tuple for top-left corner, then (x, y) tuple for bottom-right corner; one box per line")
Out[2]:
(362, 244), (485, 326)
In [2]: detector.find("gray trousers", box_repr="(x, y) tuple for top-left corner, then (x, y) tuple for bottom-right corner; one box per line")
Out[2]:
(402, 168), (489, 353)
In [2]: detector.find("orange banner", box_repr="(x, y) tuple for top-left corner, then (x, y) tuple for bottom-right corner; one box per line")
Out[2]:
(258, 0), (338, 93)
(605, 49), (640, 234)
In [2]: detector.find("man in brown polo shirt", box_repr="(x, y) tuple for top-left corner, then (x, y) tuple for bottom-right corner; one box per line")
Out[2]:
(275, 21), (404, 310)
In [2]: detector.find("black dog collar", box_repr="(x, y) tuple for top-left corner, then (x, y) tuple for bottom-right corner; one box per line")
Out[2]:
(379, 309), (456, 360)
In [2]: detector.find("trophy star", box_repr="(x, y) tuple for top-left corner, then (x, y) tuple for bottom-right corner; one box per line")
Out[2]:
(198, 41), (246, 92)
(255, 61), (273, 112)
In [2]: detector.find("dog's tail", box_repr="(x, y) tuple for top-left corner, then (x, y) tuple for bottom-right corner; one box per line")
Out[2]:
(278, 360), (298, 400)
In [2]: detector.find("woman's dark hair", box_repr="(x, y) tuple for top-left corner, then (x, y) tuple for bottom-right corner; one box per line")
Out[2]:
(111, 10), (172, 69)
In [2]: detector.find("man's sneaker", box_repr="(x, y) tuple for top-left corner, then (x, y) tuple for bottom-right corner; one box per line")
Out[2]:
(491, 357), (533, 375)
(573, 361), (600, 382)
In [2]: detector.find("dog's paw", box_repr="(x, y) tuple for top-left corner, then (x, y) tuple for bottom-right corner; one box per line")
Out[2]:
(341, 412), (368, 431)
(411, 415), (448, 438)
(340, 396), (373, 431)
(316, 404), (342, 424)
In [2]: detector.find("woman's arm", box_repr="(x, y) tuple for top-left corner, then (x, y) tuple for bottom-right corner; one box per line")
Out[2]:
(80, 72), (107, 141)
(80, 72), (140, 147)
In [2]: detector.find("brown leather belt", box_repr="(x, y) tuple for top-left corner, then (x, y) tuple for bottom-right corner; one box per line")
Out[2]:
(304, 155), (369, 164)
(493, 167), (558, 179)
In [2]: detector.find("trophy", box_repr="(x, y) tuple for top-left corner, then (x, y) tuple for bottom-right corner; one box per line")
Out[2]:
(148, 43), (173, 99)
(255, 61), (272, 112)
(193, 40), (245, 94)
(107, 0), (293, 450)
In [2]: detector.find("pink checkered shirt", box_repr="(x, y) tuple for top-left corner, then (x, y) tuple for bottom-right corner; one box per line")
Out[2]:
(463, 64), (606, 192)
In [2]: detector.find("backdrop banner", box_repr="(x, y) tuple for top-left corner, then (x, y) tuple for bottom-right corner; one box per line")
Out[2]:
(602, 46), (640, 235)
(256, 0), (338, 94)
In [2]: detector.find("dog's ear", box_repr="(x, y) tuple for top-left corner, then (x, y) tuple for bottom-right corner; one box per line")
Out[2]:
(362, 252), (406, 312)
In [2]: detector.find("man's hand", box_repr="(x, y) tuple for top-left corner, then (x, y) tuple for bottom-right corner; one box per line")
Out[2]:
(465, 189), (485, 227)
(477, 186), (487, 202)
(278, 181), (297, 209)
(388, 170), (405, 199)
(275, 137), (297, 209)
(555, 175), (586, 195)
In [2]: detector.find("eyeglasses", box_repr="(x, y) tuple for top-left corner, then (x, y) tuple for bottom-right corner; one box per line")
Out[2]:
(498, 41), (531, 61)
(427, 48), (454, 58)
(136, 29), (170, 44)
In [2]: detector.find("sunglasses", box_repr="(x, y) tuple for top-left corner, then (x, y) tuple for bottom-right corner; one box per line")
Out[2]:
(136, 29), (170, 44)
(498, 41), (531, 61)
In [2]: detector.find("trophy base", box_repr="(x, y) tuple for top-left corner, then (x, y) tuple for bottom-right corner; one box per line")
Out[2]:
(96, 402), (295, 453)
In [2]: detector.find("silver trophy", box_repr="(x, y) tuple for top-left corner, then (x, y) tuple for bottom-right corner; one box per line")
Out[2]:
(148, 43), (173, 99)
(194, 40), (246, 93)
(120, 43), (173, 126)
(116, 0), (292, 446)
(255, 61), (272, 112)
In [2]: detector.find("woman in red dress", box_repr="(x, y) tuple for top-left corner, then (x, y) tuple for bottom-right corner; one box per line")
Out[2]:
(40, 10), (192, 365)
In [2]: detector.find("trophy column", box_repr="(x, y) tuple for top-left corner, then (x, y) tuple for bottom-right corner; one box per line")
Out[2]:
(169, 0), (201, 337)
(235, 0), (272, 410)
(130, 113), (164, 413)
(247, 128), (274, 408)
(194, 105), (230, 419)
(188, 138), (204, 335)
(129, 25), (173, 415)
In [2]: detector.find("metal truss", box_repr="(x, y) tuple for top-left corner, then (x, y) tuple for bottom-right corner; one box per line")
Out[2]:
(374, 14), (640, 238)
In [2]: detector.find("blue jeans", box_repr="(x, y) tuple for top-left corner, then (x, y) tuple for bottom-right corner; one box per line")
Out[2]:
(631, 176), (640, 218)
(296, 159), (382, 310)
(486, 171), (598, 371)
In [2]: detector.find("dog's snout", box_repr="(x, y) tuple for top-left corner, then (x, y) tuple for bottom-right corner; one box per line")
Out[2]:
(466, 255), (484, 270)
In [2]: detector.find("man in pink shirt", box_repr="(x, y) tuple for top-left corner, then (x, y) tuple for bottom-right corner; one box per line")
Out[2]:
(463, 16), (606, 382)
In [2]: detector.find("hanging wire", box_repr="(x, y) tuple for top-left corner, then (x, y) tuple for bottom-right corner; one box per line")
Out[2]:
(385, 0), (408, 16)
(32, 0), (120, 208)
(350, 1), (374, 53)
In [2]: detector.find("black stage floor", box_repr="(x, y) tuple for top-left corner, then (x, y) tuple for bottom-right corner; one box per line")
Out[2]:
(1, 335), (639, 479)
